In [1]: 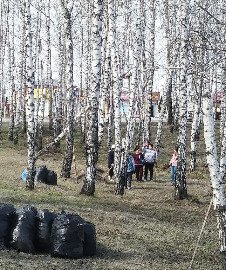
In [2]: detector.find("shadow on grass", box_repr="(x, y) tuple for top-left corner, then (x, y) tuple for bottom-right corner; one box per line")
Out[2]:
(132, 185), (163, 191)
(95, 242), (134, 260)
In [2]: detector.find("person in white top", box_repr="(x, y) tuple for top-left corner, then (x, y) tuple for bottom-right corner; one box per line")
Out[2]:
(144, 143), (156, 181)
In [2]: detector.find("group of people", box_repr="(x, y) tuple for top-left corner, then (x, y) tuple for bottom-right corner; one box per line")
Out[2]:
(108, 142), (179, 189)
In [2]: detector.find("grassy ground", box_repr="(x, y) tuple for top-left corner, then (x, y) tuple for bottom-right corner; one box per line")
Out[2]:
(0, 122), (221, 270)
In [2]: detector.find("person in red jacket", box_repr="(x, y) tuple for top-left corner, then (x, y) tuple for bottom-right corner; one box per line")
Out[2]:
(133, 146), (144, 182)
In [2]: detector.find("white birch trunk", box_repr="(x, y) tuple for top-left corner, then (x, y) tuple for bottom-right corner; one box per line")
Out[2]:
(80, 0), (103, 196)
(33, 1), (42, 149)
(14, 1), (26, 144)
(7, 1), (15, 141)
(98, 12), (110, 146)
(174, 0), (188, 199)
(25, 0), (35, 189)
(124, 1), (142, 157)
(107, 85), (114, 150)
(108, 0), (122, 192)
(58, 0), (75, 178)
(144, 0), (155, 141)
(38, 61), (45, 150)
(0, 1), (6, 136)
(46, 0), (53, 131)
(203, 85), (226, 257)
(0, 2), (4, 136)
(55, 23), (63, 138)
(190, 76), (203, 171)
(220, 65), (226, 180)
(155, 90), (167, 149)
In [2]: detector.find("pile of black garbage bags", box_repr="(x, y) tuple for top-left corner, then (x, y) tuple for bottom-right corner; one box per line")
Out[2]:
(0, 203), (96, 258)
(34, 166), (57, 185)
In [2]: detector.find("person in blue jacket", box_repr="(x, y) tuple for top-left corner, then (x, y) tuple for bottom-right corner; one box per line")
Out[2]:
(126, 153), (135, 189)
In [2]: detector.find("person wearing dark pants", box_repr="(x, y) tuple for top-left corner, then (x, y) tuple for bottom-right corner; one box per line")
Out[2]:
(144, 143), (156, 181)
(108, 144), (115, 181)
(133, 147), (144, 182)
(127, 171), (133, 189)
(126, 153), (135, 189)
(144, 162), (154, 181)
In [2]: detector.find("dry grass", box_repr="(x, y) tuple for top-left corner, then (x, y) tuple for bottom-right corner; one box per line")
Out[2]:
(0, 122), (221, 269)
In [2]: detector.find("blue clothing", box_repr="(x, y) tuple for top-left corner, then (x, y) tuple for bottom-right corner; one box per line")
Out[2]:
(127, 155), (135, 172)
(21, 169), (27, 182)
(171, 166), (177, 183)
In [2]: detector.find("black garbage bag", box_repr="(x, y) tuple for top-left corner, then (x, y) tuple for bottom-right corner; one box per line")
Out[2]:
(83, 222), (96, 256)
(34, 166), (48, 183)
(0, 203), (15, 249)
(10, 205), (37, 253)
(36, 209), (56, 253)
(51, 212), (84, 259)
(46, 170), (57, 185)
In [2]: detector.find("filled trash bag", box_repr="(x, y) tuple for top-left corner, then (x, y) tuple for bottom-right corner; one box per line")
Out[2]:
(83, 222), (96, 256)
(36, 209), (56, 253)
(21, 169), (27, 182)
(51, 212), (84, 259)
(10, 205), (37, 253)
(0, 203), (15, 249)
(46, 170), (57, 185)
(34, 166), (48, 183)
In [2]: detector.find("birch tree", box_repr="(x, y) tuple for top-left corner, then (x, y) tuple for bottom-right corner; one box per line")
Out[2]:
(58, 0), (75, 178)
(6, 0), (15, 142)
(108, 0), (123, 193)
(143, 0), (156, 141)
(174, 0), (189, 199)
(80, 0), (103, 196)
(0, 1), (6, 137)
(14, 0), (26, 145)
(46, 0), (53, 131)
(203, 82), (226, 267)
(25, 0), (35, 189)
(124, 1), (142, 157)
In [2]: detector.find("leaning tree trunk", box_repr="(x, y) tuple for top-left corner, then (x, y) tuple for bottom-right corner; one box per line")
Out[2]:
(80, 0), (103, 196)
(25, 0), (35, 190)
(174, 0), (188, 200)
(58, 0), (75, 178)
